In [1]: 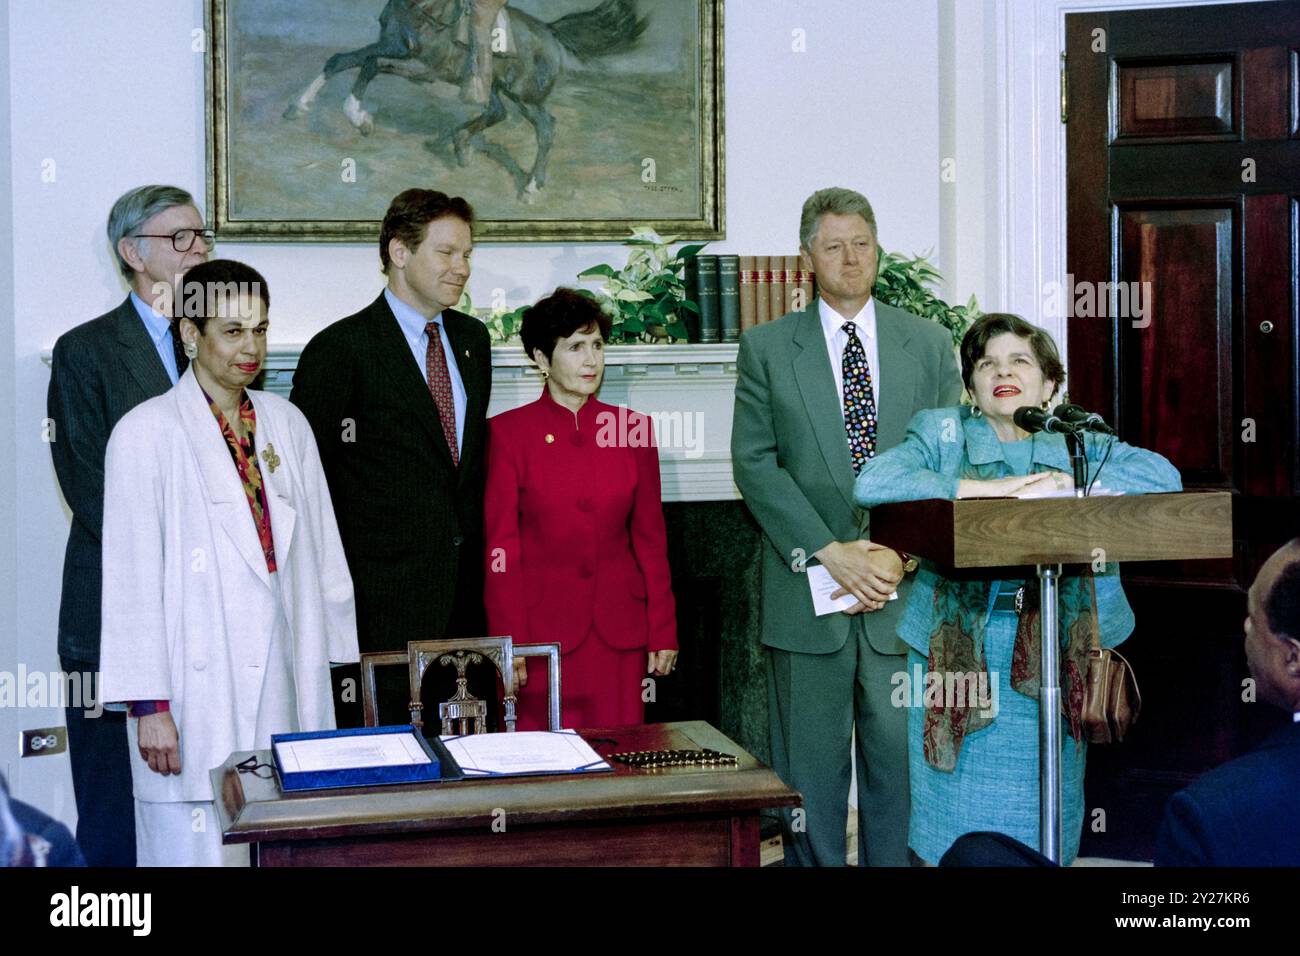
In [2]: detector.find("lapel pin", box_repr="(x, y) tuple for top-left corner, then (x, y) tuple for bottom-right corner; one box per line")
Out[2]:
(545, 434), (555, 444)
(261, 443), (280, 473)
(464, 349), (470, 359)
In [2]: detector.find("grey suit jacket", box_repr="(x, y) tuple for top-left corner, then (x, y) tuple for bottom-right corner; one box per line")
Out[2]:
(731, 300), (962, 655)
(48, 295), (178, 663)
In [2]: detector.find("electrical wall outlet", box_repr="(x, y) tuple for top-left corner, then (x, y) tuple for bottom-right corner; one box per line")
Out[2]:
(20, 727), (66, 757)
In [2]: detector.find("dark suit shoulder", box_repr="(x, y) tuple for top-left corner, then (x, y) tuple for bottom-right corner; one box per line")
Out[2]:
(444, 307), (490, 344)
(301, 296), (386, 349)
(1180, 725), (1300, 809)
(52, 297), (134, 353)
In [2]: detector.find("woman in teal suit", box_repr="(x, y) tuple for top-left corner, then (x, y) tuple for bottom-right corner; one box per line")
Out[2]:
(852, 313), (1182, 864)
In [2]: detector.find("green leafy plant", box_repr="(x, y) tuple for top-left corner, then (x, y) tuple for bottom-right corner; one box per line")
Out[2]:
(873, 250), (981, 349)
(576, 226), (705, 344)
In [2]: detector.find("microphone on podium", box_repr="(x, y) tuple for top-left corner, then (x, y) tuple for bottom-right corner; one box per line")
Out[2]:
(1012, 406), (1078, 435)
(1052, 403), (1116, 435)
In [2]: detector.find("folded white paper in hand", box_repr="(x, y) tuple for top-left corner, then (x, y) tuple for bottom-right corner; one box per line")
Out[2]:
(807, 564), (898, 616)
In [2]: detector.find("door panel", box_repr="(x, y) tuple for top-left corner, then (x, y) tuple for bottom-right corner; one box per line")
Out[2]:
(1066, 0), (1300, 861)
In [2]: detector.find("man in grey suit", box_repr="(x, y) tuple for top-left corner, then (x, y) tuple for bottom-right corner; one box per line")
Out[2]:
(732, 187), (962, 866)
(47, 185), (212, 866)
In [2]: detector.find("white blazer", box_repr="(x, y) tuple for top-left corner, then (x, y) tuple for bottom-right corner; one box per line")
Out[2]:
(99, 367), (359, 803)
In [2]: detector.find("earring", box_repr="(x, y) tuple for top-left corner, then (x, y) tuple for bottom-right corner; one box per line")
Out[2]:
(184, 341), (198, 359)
(971, 406), (983, 418)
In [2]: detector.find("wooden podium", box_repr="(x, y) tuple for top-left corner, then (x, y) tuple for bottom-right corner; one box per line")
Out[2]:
(869, 491), (1232, 863)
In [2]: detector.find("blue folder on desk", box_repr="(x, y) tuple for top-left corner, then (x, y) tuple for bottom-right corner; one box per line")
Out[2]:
(271, 725), (463, 792)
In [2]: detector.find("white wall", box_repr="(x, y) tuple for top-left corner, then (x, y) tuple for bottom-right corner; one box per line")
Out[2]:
(2, 0), (973, 825)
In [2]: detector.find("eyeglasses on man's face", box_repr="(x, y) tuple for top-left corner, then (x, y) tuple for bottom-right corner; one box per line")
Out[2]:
(132, 228), (216, 252)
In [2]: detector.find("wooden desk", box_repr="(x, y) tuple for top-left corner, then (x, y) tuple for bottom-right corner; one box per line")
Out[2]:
(212, 721), (800, 867)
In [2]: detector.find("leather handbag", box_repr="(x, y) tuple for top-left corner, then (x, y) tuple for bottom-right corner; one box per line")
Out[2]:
(1082, 573), (1141, 743)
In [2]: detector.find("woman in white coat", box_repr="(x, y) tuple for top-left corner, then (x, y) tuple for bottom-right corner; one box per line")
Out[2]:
(99, 259), (359, 867)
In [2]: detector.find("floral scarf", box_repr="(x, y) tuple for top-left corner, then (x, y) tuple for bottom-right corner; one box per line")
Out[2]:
(923, 574), (1093, 771)
(204, 387), (277, 573)
(921, 449), (1094, 772)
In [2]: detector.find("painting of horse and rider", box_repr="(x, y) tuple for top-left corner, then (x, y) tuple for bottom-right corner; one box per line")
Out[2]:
(208, 0), (723, 240)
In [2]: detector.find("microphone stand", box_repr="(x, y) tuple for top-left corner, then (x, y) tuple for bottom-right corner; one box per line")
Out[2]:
(1063, 428), (1087, 498)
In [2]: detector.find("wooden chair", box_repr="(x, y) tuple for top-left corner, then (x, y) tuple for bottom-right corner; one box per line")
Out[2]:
(514, 642), (562, 732)
(408, 636), (516, 735)
(359, 651), (409, 728)
(360, 638), (563, 734)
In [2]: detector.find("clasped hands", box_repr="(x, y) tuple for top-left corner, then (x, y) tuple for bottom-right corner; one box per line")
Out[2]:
(957, 470), (1074, 499)
(815, 540), (904, 614)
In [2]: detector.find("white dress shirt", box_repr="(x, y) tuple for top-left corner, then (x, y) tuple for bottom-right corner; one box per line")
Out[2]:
(819, 296), (881, 417)
(384, 287), (467, 454)
(130, 291), (180, 385)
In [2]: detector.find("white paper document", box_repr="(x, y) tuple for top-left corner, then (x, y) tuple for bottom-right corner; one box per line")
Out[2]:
(274, 732), (431, 774)
(807, 564), (897, 616)
(441, 731), (612, 777)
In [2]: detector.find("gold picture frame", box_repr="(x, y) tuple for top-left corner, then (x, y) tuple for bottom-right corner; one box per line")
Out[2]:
(206, 0), (724, 242)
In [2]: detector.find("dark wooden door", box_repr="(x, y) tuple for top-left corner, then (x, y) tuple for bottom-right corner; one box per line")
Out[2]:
(1066, 0), (1300, 860)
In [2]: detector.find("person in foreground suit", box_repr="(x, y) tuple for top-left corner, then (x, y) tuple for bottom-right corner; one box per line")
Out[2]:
(854, 313), (1182, 865)
(731, 187), (963, 866)
(1156, 539), (1300, 866)
(291, 189), (492, 727)
(484, 289), (678, 730)
(2, 775), (85, 867)
(46, 184), (212, 866)
(99, 261), (359, 866)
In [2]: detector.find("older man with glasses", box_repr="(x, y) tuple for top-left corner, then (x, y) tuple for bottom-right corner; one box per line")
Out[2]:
(46, 184), (212, 867)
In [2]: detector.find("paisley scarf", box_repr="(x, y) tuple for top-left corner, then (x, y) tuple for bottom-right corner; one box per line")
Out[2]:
(921, 449), (1095, 771)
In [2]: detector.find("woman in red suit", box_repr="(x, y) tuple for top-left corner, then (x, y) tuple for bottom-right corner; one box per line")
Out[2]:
(484, 288), (679, 730)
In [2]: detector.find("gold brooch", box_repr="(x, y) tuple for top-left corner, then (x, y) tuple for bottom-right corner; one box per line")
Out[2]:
(260, 443), (280, 473)
(545, 434), (554, 444)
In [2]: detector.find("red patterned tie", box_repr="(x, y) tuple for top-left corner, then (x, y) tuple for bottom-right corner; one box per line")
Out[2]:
(425, 321), (459, 466)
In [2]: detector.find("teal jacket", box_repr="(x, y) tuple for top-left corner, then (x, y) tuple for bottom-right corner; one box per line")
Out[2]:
(852, 405), (1184, 655)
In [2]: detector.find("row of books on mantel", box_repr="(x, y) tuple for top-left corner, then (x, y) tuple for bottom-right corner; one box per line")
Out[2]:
(684, 254), (817, 343)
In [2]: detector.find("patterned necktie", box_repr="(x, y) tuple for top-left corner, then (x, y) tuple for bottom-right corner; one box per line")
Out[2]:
(425, 321), (459, 466)
(841, 321), (878, 474)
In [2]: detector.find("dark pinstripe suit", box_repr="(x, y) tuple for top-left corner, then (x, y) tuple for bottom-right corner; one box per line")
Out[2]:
(291, 293), (492, 669)
(47, 294), (181, 867)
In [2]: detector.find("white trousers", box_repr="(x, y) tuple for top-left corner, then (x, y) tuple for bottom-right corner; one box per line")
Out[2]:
(132, 573), (298, 867)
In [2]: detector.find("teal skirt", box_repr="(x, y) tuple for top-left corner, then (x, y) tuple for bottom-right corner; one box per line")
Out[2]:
(907, 609), (1087, 864)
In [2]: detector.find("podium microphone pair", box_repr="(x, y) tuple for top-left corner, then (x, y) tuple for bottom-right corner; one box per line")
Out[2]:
(1013, 403), (1116, 436)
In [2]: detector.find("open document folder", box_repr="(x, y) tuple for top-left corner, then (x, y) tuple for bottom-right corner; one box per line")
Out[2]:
(440, 730), (613, 778)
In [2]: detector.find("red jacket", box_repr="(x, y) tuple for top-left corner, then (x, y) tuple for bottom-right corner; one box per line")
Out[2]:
(483, 390), (677, 653)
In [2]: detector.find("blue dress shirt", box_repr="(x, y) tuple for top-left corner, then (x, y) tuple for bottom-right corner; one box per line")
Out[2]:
(384, 288), (467, 454)
(129, 291), (180, 385)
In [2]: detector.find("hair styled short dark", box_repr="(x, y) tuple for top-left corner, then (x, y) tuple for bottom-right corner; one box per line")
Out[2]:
(519, 288), (612, 364)
(1265, 539), (1300, 642)
(175, 259), (270, 333)
(378, 188), (475, 274)
(959, 312), (1067, 394)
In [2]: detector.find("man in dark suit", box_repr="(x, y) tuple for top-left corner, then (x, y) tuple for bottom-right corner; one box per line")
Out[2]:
(732, 187), (962, 866)
(292, 189), (492, 727)
(1155, 539), (1300, 866)
(47, 184), (212, 866)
